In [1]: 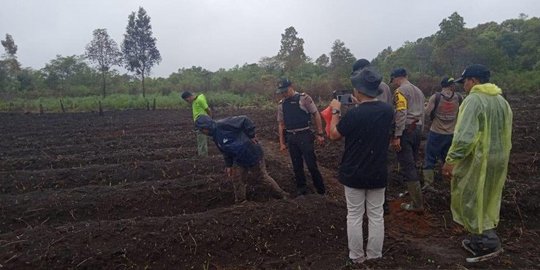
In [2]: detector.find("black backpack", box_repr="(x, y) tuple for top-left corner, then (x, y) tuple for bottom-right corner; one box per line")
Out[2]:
(430, 92), (463, 121)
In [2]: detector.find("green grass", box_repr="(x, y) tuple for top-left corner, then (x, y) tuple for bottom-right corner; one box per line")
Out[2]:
(0, 92), (276, 113)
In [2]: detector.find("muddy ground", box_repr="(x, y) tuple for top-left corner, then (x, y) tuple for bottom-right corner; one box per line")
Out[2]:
(0, 92), (539, 269)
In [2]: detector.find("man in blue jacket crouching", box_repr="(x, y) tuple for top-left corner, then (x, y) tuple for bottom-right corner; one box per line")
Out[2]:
(195, 115), (289, 203)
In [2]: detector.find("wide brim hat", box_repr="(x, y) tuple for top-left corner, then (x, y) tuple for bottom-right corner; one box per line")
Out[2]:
(350, 67), (383, 98)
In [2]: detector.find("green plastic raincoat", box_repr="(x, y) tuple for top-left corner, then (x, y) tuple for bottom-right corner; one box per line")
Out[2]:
(445, 83), (513, 234)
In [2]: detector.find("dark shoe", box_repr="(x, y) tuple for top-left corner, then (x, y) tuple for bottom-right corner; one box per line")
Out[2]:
(462, 239), (503, 263)
(316, 189), (326, 195)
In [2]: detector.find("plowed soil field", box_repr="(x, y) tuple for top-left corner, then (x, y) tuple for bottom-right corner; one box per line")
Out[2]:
(1, 93), (539, 269)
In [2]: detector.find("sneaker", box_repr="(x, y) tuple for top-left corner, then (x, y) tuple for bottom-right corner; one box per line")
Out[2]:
(344, 257), (365, 267)
(462, 239), (503, 263)
(461, 239), (476, 256)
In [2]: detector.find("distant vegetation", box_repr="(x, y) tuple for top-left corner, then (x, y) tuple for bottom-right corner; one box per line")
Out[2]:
(1, 11), (539, 112)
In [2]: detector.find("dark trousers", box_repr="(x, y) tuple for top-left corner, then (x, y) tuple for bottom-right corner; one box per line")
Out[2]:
(424, 131), (453, 169)
(396, 126), (422, 182)
(286, 131), (325, 194)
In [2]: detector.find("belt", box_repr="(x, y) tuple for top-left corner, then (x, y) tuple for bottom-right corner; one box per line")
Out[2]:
(286, 127), (310, 134)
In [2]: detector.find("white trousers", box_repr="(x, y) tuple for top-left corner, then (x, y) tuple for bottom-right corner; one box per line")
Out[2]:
(344, 186), (385, 262)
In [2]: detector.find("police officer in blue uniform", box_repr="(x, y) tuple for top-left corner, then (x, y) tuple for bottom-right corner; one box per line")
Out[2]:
(276, 78), (326, 196)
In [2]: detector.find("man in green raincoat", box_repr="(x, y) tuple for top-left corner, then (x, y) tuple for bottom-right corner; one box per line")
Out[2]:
(442, 64), (513, 263)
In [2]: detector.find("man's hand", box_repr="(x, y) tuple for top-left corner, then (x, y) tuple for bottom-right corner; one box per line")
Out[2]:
(391, 137), (401, 152)
(315, 134), (325, 145)
(329, 99), (341, 110)
(442, 163), (454, 181)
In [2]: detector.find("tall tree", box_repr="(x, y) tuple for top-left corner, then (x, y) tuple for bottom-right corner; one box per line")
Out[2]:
(121, 7), (161, 97)
(315, 54), (329, 67)
(277, 26), (308, 73)
(434, 12), (465, 46)
(432, 12), (467, 74)
(1, 34), (18, 58)
(1, 34), (21, 91)
(85, 29), (122, 97)
(329, 39), (355, 87)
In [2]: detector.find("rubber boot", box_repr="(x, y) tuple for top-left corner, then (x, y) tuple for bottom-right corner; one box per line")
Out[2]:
(400, 181), (424, 212)
(422, 169), (435, 191)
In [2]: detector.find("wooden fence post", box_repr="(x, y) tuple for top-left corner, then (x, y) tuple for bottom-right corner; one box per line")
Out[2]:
(99, 101), (103, 116)
(60, 99), (65, 113)
(152, 98), (156, 110)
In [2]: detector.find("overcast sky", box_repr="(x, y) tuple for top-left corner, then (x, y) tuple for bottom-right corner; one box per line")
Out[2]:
(1, 0), (539, 78)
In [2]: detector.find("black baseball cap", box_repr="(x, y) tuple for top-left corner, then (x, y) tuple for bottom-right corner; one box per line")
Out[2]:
(455, 64), (490, 83)
(440, 77), (455, 87)
(390, 68), (407, 83)
(276, 78), (291, 93)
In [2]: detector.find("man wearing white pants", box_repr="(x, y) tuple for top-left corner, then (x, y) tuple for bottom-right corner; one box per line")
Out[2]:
(344, 186), (385, 262)
(328, 67), (394, 264)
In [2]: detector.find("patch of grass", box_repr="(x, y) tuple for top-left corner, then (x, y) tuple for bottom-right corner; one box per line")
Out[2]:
(0, 92), (277, 112)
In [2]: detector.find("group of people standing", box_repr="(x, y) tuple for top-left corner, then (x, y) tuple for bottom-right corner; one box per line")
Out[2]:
(181, 61), (513, 265)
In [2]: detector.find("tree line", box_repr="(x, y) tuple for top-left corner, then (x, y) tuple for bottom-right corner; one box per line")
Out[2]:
(1, 11), (539, 102)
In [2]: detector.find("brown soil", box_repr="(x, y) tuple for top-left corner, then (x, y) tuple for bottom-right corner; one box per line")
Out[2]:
(1, 92), (539, 269)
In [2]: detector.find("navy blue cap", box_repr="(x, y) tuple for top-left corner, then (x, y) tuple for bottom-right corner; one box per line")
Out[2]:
(455, 64), (490, 83)
(276, 78), (291, 93)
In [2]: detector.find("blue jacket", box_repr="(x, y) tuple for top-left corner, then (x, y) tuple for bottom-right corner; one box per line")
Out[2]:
(196, 115), (262, 168)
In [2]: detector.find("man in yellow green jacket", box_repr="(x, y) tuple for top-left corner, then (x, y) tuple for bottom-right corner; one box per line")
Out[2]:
(182, 91), (212, 156)
(442, 64), (513, 263)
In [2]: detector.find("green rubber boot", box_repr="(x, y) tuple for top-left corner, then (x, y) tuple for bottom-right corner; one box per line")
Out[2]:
(422, 169), (435, 191)
(401, 181), (424, 212)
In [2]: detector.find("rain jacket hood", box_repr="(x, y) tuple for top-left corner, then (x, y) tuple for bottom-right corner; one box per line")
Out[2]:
(445, 83), (512, 234)
(469, 83), (502, 96)
(195, 115), (217, 136)
(209, 115), (262, 168)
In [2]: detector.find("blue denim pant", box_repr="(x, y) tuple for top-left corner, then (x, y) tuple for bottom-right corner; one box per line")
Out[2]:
(424, 131), (453, 169)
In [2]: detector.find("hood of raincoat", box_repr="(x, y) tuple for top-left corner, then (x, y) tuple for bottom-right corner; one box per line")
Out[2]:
(470, 83), (502, 96)
(195, 115), (216, 135)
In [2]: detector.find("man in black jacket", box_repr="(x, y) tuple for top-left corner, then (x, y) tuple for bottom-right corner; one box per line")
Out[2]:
(196, 115), (289, 203)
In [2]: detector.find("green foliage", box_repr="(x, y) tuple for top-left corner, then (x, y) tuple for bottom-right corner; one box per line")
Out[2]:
(41, 55), (98, 95)
(372, 13), (540, 92)
(0, 92), (278, 112)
